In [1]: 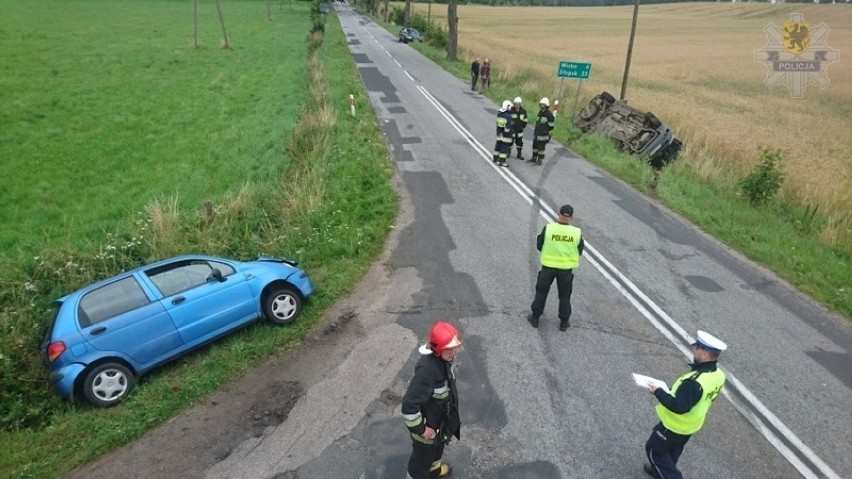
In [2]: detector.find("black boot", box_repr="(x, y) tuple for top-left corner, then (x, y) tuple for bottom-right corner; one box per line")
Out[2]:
(516, 147), (524, 160)
(527, 314), (539, 328)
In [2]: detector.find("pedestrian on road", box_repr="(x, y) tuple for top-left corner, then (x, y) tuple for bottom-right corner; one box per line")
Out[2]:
(528, 204), (583, 331)
(402, 321), (463, 479)
(529, 97), (555, 166)
(479, 58), (491, 94)
(470, 57), (480, 92)
(510, 96), (528, 160)
(644, 331), (728, 479)
(493, 100), (514, 168)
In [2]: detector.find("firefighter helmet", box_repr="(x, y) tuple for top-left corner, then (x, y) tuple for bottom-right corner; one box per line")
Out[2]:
(500, 100), (512, 112)
(513, 96), (523, 104)
(539, 97), (550, 107)
(425, 321), (463, 355)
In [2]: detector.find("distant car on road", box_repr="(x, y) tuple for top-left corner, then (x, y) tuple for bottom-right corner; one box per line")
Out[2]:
(574, 91), (682, 168)
(41, 254), (313, 407)
(399, 27), (422, 44)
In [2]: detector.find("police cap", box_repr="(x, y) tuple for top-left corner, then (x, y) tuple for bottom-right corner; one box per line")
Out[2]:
(693, 330), (728, 355)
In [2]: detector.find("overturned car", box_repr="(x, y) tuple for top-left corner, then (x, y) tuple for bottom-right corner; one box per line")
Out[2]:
(573, 92), (682, 168)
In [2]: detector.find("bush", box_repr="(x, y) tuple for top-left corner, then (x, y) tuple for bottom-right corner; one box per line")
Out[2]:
(422, 21), (449, 50)
(390, 6), (405, 26)
(740, 147), (786, 205)
(310, 0), (326, 33)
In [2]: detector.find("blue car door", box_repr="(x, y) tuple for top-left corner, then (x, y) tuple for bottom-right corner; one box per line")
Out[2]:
(145, 259), (256, 345)
(80, 275), (183, 365)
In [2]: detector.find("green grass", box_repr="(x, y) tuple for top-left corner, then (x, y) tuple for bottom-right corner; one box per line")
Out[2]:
(368, 9), (851, 320)
(0, 0), (306, 254)
(0, 1), (397, 477)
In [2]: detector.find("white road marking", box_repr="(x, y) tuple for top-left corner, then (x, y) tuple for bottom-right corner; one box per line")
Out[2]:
(411, 84), (840, 479)
(345, 8), (840, 476)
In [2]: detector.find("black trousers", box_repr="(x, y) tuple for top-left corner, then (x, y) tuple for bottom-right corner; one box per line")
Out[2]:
(407, 438), (446, 479)
(530, 266), (573, 324)
(513, 134), (524, 148)
(532, 138), (549, 158)
(645, 422), (691, 479)
(470, 74), (478, 91)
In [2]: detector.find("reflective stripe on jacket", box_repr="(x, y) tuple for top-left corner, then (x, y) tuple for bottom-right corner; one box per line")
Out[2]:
(656, 368), (726, 435)
(540, 223), (581, 269)
(510, 106), (528, 136)
(497, 110), (515, 143)
(401, 353), (460, 444)
(534, 108), (555, 141)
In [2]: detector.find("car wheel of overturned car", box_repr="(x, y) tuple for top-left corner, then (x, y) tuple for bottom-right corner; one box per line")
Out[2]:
(644, 111), (662, 129)
(600, 91), (616, 104)
(82, 362), (135, 407)
(264, 286), (302, 325)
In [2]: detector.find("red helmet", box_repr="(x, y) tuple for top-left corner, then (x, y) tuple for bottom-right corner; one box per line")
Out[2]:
(427, 321), (463, 355)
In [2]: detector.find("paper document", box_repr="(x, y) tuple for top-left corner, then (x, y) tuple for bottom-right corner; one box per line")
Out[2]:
(632, 373), (670, 394)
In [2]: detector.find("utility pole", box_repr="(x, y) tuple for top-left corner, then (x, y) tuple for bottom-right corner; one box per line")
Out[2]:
(620, 0), (640, 100)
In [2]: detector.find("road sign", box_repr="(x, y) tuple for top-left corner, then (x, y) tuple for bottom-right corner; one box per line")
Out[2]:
(557, 61), (592, 79)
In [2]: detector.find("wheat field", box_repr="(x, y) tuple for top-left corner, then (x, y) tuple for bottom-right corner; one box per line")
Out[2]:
(402, 3), (852, 247)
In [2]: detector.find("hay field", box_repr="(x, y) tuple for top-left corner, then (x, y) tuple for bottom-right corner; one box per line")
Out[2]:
(404, 3), (852, 247)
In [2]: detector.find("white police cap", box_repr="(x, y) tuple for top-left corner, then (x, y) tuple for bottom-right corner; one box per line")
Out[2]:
(693, 330), (727, 354)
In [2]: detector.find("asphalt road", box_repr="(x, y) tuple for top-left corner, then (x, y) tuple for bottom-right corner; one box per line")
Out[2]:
(67, 6), (851, 479)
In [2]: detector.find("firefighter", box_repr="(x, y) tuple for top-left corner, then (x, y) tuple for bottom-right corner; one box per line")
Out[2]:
(529, 97), (556, 166)
(493, 100), (514, 168)
(510, 97), (528, 160)
(402, 321), (463, 479)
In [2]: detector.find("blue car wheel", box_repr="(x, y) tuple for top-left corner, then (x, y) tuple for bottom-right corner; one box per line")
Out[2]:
(263, 287), (302, 325)
(82, 362), (135, 408)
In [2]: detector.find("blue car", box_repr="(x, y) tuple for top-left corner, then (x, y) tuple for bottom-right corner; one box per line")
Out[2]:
(41, 255), (313, 407)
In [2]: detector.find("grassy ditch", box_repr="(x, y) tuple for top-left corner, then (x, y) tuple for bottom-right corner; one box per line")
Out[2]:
(0, 2), (396, 477)
(367, 4), (850, 319)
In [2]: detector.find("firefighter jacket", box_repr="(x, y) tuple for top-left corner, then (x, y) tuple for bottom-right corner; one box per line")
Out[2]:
(510, 106), (528, 137)
(496, 110), (515, 144)
(534, 108), (555, 141)
(402, 353), (461, 444)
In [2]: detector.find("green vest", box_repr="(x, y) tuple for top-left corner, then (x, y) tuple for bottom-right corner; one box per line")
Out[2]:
(540, 223), (581, 269)
(656, 368), (726, 435)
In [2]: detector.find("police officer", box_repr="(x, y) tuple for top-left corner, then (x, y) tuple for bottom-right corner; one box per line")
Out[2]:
(644, 331), (728, 479)
(529, 97), (555, 166)
(527, 204), (583, 331)
(493, 100), (514, 168)
(510, 97), (528, 160)
(402, 321), (463, 479)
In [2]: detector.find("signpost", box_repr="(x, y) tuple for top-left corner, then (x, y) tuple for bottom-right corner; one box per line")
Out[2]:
(557, 61), (591, 79)
(556, 61), (592, 118)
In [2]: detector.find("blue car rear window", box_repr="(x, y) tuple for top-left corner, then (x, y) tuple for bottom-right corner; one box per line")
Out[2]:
(78, 276), (150, 327)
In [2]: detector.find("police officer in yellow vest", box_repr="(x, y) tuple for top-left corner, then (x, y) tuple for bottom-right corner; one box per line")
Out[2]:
(527, 204), (583, 331)
(644, 330), (728, 479)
